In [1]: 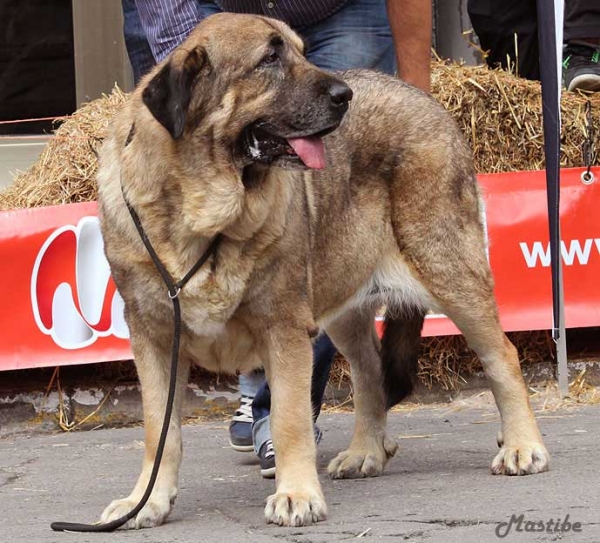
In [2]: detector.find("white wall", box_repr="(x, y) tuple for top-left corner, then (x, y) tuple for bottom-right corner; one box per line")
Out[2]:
(0, 137), (51, 190)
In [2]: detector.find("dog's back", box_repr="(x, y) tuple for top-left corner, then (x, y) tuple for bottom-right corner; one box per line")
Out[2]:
(307, 71), (485, 323)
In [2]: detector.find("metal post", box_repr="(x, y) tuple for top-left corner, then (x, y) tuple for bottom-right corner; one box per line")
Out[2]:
(536, 0), (569, 397)
(557, 260), (569, 396)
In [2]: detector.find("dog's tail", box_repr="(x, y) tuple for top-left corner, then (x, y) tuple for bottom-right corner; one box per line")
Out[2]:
(380, 307), (426, 409)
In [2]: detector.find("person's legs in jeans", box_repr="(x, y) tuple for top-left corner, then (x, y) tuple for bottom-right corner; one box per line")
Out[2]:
(299, 0), (395, 74)
(310, 335), (338, 421)
(251, 0), (395, 474)
(250, 372), (276, 477)
(196, 1), (223, 18)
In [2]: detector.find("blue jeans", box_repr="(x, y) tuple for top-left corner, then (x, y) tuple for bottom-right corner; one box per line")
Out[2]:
(121, 0), (156, 85)
(298, 0), (395, 73)
(198, 0), (394, 73)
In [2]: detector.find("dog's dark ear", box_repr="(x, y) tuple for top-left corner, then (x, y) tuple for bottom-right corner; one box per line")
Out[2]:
(142, 47), (206, 139)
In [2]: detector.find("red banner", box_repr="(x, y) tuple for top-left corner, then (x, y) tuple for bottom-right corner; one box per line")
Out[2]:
(1, 168), (599, 371)
(403, 167), (600, 337)
(0, 203), (131, 370)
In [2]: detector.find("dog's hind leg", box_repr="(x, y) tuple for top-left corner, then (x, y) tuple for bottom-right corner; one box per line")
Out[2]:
(100, 326), (191, 529)
(404, 221), (550, 476)
(438, 294), (549, 475)
(324, 306), (410, 479)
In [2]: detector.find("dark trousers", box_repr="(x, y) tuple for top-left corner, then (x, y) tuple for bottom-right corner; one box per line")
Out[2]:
(467, 0), (600, 80)
(564, 0), (600, 41)
(252, 334), (337, 423)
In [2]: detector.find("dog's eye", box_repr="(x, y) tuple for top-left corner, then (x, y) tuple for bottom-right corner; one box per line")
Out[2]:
(259, 51), (279, 67)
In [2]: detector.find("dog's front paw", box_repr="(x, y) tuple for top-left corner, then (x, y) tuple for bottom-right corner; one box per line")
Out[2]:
(265, 489), (327, 526)
(328, 435), (397, 479)
(491, 442), (550, 476)
(100, 493), (174, 529)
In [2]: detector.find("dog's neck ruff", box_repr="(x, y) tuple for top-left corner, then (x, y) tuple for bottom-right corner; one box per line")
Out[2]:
(50, 125), (222, 533)
(122, 124), (222, 298)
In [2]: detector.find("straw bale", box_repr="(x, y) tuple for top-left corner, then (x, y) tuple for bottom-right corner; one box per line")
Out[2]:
(0, 87), (128, 210)
(329, 330), (554, 394)
(431, 60), (600, 174)
(2, 61), (599, 210)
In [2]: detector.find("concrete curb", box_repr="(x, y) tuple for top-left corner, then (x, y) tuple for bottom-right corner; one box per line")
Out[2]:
(1, 358), (599, 438)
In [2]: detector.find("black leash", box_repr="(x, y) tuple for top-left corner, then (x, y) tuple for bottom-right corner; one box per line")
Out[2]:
(51, 126), (222, 532)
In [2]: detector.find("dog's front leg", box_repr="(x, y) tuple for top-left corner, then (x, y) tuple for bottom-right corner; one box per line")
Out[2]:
(263, 325), (327, 527)
(101, 330), (190, 529)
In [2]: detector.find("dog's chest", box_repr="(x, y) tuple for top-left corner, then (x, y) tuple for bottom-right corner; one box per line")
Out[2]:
(179, 267), (248, 337)
(177, 256), (268, 374)
(184, 316), (260, 375)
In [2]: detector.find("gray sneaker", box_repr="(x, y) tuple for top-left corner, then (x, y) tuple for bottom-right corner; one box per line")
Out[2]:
(258, 440), (276, 479)
(228, 396), (254, 452)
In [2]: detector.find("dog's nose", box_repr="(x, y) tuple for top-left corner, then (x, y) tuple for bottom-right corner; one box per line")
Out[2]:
(328, 82), (353, 106)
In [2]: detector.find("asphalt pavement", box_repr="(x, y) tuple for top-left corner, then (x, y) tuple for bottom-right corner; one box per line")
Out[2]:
(1, 397), (599, 543)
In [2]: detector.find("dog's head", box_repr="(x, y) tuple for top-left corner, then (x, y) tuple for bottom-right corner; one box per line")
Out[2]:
(140, 13), (352, 170)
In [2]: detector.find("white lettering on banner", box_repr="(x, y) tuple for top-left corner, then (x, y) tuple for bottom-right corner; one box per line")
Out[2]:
(561, 239), (594, 266)
(520, 239), (599, 268)
(520, 242), (552, 268)
(31, 216), (130, 350)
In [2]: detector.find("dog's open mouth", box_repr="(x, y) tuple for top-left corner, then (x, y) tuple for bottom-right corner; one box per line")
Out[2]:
(241, 123), (338, 169)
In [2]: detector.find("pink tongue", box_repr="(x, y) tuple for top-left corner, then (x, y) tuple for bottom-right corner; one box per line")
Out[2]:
(287, 136), (326, 169)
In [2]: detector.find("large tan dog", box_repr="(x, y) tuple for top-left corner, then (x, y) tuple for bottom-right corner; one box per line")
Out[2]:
(97, 13), (549, 529)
